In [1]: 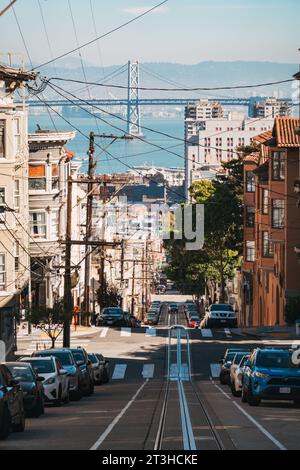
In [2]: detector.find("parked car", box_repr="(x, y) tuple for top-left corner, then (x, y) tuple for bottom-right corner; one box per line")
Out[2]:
(219, 349), (248, 385)
(32, 349), (82, 401)
(88, 353), (110, 385)
(187, 315), (201, 328)
(229, 353), (251, 397)
(169, 303), (178, 314)
(145, 312), (159, 325)
(19, 356), (69, 406)
(156, 284), (166, 294)
(242, 348), (300, 406)
(69, 347), (94, 396)
(128, 315), (141, 328)
(0, 363), (25, 440)
(97, 307), (125, 327)
(6, 362), (45, 417)
(200, 304), (238, 329)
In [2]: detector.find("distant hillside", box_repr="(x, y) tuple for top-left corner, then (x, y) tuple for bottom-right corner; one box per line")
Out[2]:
(39, 60), (297, 100)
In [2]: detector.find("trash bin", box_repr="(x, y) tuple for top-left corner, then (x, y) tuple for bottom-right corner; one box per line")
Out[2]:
(296, 320), (300, 336)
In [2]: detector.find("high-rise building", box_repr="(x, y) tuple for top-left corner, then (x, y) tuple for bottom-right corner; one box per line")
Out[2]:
(249, 97), (291, 118)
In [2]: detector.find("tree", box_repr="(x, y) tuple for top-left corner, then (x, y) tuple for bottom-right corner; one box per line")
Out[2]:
(96, 280), (122, 310)
(26, 301), (65, 348)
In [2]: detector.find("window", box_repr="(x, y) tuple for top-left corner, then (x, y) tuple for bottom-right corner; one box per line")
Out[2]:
(262, 189), (269, 215)
(52, 164), (59, 190)
(0, 120), (5, 158)
(50, 211), (59, 239)
(272, 200), (284, 228)
(262, 231), (272, 257)
(13, 118), (21, 154)
(30, 212), (46, 237)
(0, 254), (6, 290)
(14, 180), (20, 211)
(246, 206), (255, 228)
(246, 171), (255, 192)
(246, 241), (255, 262)
(29, 165), (46, 190)
(15, 243), (19, 273)
(272, 151), (285, 181)
(0, 187), (6, 222)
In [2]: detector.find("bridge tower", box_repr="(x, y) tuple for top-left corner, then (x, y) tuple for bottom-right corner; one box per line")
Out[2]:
(127, 60), (143, 136)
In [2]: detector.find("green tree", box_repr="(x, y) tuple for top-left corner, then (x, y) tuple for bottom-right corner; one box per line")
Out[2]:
(96, 280), (122, 310)
(26, 301), (65, 348)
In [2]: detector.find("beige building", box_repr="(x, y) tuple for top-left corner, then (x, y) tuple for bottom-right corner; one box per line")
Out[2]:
(0, 65), (36, 359)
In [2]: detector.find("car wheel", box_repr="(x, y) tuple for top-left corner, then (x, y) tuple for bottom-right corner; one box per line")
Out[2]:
(230, 380), (241, 397)
(71, 387), (82, 401)
(219, 372), (227, 385)
(241, 386), (248, 403)
(247, 383), (260, 406)
(89, 379), (94, 395)
(0, 405), (11, 440)
(101, 368), (109, 384)
(63, 388), (70, 404)
(12, 408), (25, 433)
(32, 397), (43, 417)
(293, 399), (300, 407)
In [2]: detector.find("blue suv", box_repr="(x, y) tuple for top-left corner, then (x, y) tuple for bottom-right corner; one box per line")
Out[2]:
(242, 348), (300, 406)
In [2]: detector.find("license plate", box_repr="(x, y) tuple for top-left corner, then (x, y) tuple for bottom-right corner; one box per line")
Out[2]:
(107, 321), (113, 325)
(220, 320), (226, 323)
(279, 387), (291, 394)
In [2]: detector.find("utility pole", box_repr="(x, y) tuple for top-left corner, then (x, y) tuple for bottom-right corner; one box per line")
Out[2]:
(131, 260), (136, 314)
(63, 178), (73, 348)
(98, 252), (105, 311)
(83, 132), (96, 326)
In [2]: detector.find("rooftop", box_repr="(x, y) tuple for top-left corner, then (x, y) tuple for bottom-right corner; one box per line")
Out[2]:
(273, 117), (300, 148)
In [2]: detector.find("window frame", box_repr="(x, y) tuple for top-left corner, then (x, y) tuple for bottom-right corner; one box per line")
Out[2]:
(30, 212), (47, 238)
(272, 199), (285, 229)
(272, 151), (285, 181)
(262, 188), (269, 215)
(246, 240), (255, 262)
(246, 171), (255, 193)
(0, 253), (6, 290)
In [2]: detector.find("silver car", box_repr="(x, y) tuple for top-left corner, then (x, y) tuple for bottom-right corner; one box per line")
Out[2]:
(88, 353), (110, 385)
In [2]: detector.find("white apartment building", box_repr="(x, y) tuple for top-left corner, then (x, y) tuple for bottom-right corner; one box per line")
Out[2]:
(250, 97), (291, 118)
(184, 110), (274, 199)
(0, 65), (36, 359)
(131, 166), (185, 187)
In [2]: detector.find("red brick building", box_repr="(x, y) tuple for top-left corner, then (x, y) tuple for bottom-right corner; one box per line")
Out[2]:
(241, 117), (300, 326)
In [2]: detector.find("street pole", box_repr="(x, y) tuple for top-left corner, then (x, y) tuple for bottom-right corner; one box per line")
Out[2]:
(83, 132), (96, 326)
(63, 177), (73, 348)
(131, 260), (136, 315)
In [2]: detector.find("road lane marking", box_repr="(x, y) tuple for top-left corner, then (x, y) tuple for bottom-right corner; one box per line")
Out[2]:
(210, 363), (221, 378)
(99, 327), (109, 338)
(211, 379), (287, 450)
(201, 329), (213, 338)
(121, 327), (131, 337)
(224, 328), (231, 337)
(146, 328), (156, 336)
(90, 379), (149, 450)
(112, 364), (127, 380)
(142, 364), (155, 378)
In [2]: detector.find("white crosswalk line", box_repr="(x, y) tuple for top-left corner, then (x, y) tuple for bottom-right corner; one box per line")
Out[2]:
(201, 329), (213, 338)
(210, 363), (221, 378)
(121, 328), (131, 337)
(146, 328), (156, 337)
(142, 364), (155, 378)
(169, 363), (178, 380)
(112, 364), (127, 380)
(99, 327), (109, 338)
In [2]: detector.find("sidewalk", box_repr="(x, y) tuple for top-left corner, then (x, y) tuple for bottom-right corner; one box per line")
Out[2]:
(237, 325), (300, 340)
(17, 325), (100, 341)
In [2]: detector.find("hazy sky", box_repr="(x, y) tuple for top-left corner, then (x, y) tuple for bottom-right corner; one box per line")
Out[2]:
(0, 0), (299, 68)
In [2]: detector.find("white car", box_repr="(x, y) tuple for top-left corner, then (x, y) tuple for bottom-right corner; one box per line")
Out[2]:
(200, 303), (238, 329)
(229, 353), (251, 397)
(20, 357), (69, 406)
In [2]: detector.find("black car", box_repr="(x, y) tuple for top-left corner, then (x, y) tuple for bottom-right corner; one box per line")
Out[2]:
(6, 362), (44, 417)
(32, 349), (82, 401)
(0, 363), (25, 440)
(128, 315), (141, 328)
(169, 303), (178, 314)
(69, 347), (94, 396)
(88, 353), (110, 385)
(219, 349), (249, 385)
(98, 307), (125, 327)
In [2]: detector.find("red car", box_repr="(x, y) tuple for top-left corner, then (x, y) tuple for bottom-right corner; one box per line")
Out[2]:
(188, 315), (200, 328)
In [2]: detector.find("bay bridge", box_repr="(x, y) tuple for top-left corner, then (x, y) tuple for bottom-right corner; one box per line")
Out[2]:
(26, 61), (292, 135)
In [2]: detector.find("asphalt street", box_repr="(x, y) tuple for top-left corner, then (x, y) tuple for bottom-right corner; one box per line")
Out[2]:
(1, 294), (300, 451)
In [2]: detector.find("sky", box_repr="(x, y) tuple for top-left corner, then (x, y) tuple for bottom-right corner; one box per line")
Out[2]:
(0, 0), (299, 68)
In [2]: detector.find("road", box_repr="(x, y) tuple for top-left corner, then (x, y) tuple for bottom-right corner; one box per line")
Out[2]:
(1, 294), (300, 451)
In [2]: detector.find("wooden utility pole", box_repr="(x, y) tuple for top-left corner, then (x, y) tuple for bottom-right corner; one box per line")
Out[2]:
(83, 132), (96, 325)
(131, 260), (136, 314)
(63, 178), (73, 347)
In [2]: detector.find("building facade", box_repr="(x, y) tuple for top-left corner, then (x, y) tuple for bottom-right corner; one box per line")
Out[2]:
(249, 97), (291, 119)
(241, 117), (300, 326)
(0, 66), (36, 359)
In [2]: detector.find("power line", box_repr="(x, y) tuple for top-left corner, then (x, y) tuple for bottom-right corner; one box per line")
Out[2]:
(45, 76), (294, 92)
(31, 0), (170, 71)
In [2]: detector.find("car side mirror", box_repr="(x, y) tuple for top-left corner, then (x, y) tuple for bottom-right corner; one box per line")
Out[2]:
(219, 359), (224, 364)
(76, 360), (84, 366)
(37, 376), (44, 382)
(9, 379), (19, 387)
(60, 369), (67, 375)
(87, 360), (92, 366)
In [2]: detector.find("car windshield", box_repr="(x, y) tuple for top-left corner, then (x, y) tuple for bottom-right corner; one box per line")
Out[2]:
(27, 359), (55, 374)
(226, 352), (238, 362)
(7, 365), (34, 382)
(36, 351), (73, 366)
(103, 309), (122, 316)
(88, 354), (98, 364)
(233, 352), (249, 364)
(256, 351), (299, 369)
(240, 355), (250, 366)
(71, 350), (85, 363)
(211, 304), (233, 312)
(190, 317), (199, 321)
